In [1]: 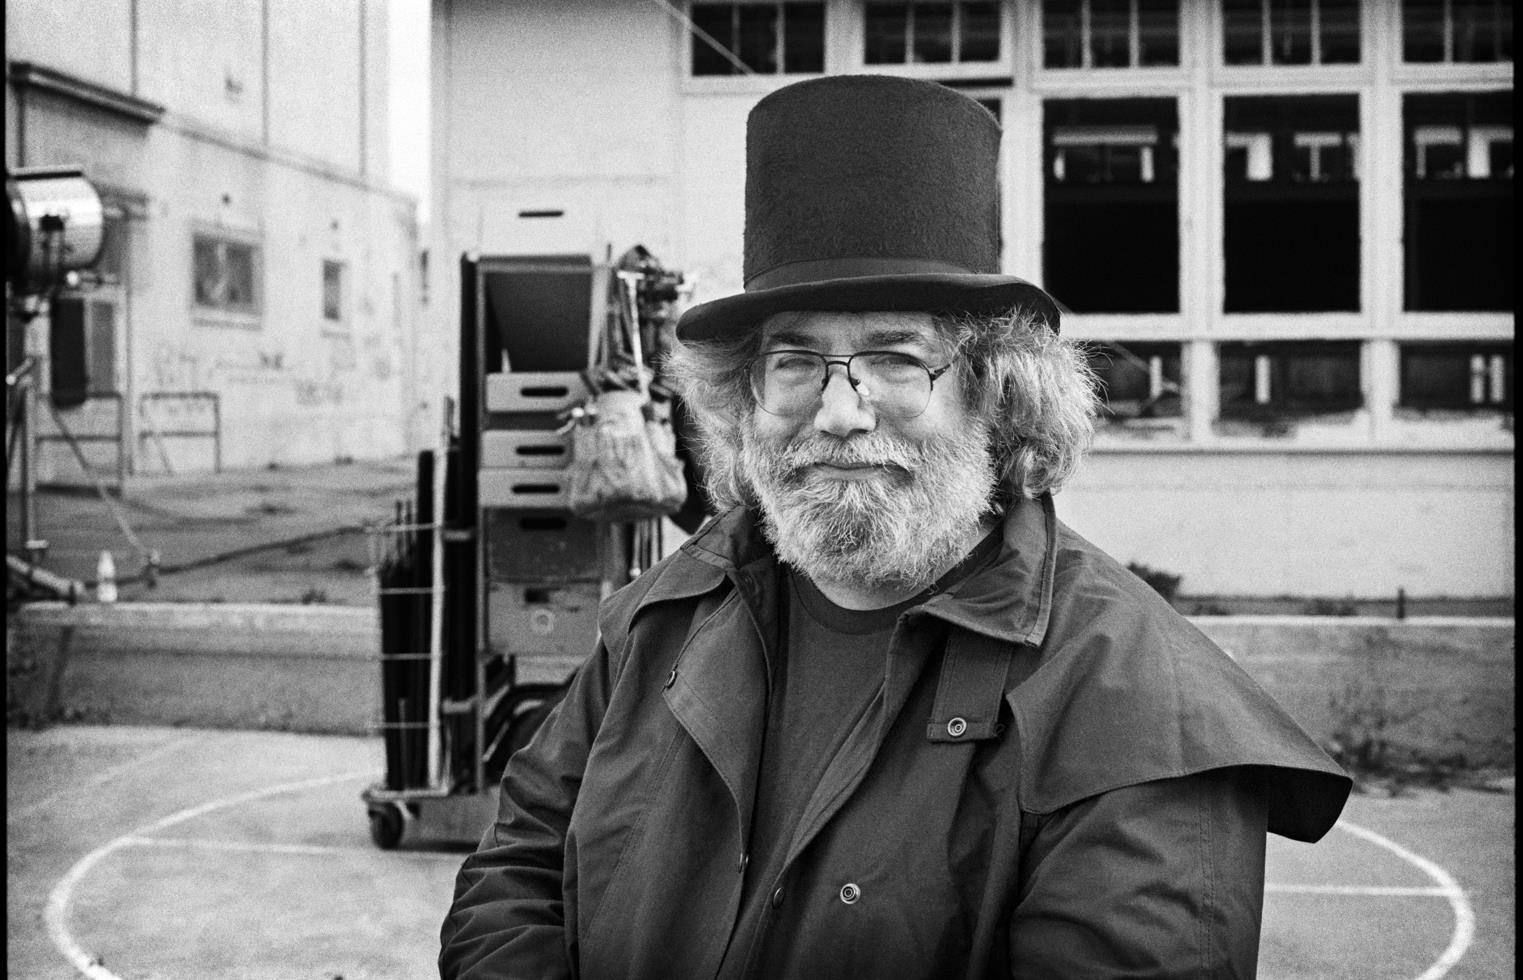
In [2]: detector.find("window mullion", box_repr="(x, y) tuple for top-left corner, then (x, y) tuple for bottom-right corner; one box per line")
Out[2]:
(951, 1), (962, 62)
(1080, 0), (1092, 69)
(777, 2), (787, 71)
(1260, 0), (1271, 65)
(1442, 0), (1454, 62)
(1129, 0), (1139, 68)
(1310, 0), (1321, 64)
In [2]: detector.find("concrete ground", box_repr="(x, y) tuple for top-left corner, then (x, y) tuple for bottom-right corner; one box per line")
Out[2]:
(6, 723), (1514, 980)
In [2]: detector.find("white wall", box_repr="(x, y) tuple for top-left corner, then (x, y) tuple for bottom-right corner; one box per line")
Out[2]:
(1059, 450), (1515, 598)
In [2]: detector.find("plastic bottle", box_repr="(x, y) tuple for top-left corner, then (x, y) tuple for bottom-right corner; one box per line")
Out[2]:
(96, 550), (118, 604)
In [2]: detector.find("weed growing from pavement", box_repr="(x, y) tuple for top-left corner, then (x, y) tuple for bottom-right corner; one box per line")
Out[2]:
(1325, 668), (1511, 796)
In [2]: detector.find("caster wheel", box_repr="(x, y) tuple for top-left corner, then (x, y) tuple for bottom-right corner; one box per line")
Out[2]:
(369, 803), (405, 849)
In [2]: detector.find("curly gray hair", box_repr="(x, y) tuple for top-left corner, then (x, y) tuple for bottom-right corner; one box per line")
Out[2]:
(664, 307), (1099, 512)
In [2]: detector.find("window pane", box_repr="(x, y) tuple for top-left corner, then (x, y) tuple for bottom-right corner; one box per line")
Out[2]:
(1285, 347), (1358, 404)
(1400, 345), (1513, 409)
(783, 3), (825, 72)
(194, 236), (259, 311)
(1403, 92), (1515, 311)
(1090, 0), (1132, 67)
(1223, 0), (1264, 64)
(865, 2), (908, 63)
(88, 300), (116, 395)
(911, 2), (954, 63)
(1401, 0), (1446, 62)
(1137, 0), (1179, 66)
(1223, 96), (1361, 312)
(1090, 342), (1182, 418)
(1042, 0), (1083, 67)
(1044, 98), (1180, 313)
(1218, 343), (1361, 416)
(691, 6), (736, 75)
(323, 261), (343, 321)
(959, 1), (1001, 61)
(736, 5), (779, 73)
(1318, 0), (1360, 63)
(1270, 0), (1312, 64)
(1452, 0), (1502, 62)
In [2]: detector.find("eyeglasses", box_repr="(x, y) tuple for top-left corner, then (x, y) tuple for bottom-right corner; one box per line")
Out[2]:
(749, 349), (952, 419)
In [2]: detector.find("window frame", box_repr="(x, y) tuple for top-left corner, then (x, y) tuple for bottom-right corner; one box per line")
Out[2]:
(1399, 0), (1514, 65)
(1038, 0), (1184, 72)
(685, 0), (829, 80)
(189, 227), (263, 326)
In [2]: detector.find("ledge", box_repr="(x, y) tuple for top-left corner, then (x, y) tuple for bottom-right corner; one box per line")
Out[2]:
(8, 60), (164, 125)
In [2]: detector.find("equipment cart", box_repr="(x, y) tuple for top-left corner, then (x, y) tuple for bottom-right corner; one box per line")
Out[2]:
(362, 248), (692, 849)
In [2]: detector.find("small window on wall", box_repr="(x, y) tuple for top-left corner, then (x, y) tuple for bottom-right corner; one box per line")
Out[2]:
(1218, 341), (1363, 418)
(1042, 0), (1180, 69)
(1223, 95), (1360, 313)
(1401, 0), (1512, 63)
(1399, 343), (1512, 411)
(1087, 342), (1183, 419)
(690, 2), (825, 75)
(1044, 98), (1179, 313)
(1403, 91), (1513, 312)
(1222, 0), (1361, 65)
(192, 234), (260, 315)
(864, 2), (1001, 64)
(323, 260), (346, 325)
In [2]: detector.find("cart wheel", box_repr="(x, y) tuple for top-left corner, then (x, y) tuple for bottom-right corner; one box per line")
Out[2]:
(368, 803), (405, 850)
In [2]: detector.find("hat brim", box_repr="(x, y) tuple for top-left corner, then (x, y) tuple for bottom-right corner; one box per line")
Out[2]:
(675, 273), (1063, 341)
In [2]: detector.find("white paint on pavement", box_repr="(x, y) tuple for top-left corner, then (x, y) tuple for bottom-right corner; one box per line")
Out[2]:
(122, 834), (460, 861)
(8, 734), (203, 825)
(46, 770), (374, 980)
(1336, 818), (1476, 980)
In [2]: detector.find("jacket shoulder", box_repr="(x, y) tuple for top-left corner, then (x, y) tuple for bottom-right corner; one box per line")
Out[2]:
(1008, 522), (1351, 842)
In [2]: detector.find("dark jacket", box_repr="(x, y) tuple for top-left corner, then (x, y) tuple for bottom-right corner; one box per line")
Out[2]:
(441, 496), (1351, 979)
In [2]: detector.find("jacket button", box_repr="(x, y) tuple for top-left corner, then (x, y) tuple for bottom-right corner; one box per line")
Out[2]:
(771, 886), (785, 909)
(839, 882), (861, 905)
(946, 717), (968, 738)
(663, 667), (677, 690)
(737, 853), (749, 875)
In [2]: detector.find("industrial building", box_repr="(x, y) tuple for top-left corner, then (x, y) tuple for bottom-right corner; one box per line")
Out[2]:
(6, 0), (431, 479)
(429, 0), (1512, 603)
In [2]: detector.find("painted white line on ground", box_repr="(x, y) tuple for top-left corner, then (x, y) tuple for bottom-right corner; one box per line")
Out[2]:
(1337, 818), (1476, 980)
(46, 770), (374, 980)
(1266, 884), (1452, 897)
(121, 834), (461, 861)
(8, 734), (204, 825)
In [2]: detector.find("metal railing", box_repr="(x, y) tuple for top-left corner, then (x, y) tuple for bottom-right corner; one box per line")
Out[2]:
(137, 390), (222, 475)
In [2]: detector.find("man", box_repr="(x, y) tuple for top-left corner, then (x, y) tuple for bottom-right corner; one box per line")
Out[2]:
(441, 74), (1350, 979)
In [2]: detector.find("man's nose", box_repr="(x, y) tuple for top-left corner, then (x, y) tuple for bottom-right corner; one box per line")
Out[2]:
(813, 364), (876, 438)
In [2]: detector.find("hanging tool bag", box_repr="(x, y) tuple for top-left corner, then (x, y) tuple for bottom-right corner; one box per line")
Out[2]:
(567, 387), (686, 521)
(565, 262), (687, 523)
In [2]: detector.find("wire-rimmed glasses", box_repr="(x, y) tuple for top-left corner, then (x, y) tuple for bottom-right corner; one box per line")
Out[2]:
(749, 349), (951, 419)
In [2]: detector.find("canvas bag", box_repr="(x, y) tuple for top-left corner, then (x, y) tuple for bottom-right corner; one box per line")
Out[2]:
(567, 388), (687, 522)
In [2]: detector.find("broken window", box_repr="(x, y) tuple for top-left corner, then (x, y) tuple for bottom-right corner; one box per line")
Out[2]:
(1403, 91), (1513, 312)
(1399, 343), (1512, 411)
(690, 2), (826, 75)
(864, 2), (1002, 64)
(1042, 0), (1180, 69)
(1401, 0), (1512, 63)
(1223, 95), (1360, 313)
(1219, 341), (1362, 418)
(1087, 342), (1183, 419)
(1222, 0), (1361, 65)
(1043, 98), (1179, 313)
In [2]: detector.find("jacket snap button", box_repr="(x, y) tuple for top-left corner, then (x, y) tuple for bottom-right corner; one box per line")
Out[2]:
(737, 853), (749, 875)
(839, 882), (861, 905)
(771, 886), (785, 909)
(946, 717), (968, 738)
(663, 667), (677, 690)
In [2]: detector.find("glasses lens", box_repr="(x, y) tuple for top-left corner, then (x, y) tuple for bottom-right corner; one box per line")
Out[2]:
(752, 351), (934, 418)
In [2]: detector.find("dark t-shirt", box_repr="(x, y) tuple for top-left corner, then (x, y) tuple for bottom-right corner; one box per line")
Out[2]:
(716, 529), (1003, 974)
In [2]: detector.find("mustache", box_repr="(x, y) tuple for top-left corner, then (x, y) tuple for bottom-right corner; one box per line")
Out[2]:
(771, 433), (923, 473)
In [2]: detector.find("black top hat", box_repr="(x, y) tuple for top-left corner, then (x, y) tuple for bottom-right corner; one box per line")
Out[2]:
(676, 74), (1060, 341)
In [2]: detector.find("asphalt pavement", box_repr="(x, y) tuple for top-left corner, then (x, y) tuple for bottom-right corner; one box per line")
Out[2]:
(6, 723), (1514, 980)
(7, 457), (418, 606)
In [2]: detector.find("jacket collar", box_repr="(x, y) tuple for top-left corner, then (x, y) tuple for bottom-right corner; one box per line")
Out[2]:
(652, 495), (1057, 649)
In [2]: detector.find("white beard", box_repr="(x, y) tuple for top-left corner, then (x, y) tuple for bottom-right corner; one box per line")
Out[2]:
(740, 419), (997, 592)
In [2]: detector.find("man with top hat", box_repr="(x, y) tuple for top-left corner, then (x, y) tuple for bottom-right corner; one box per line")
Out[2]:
(441, 74), (1350, 979)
